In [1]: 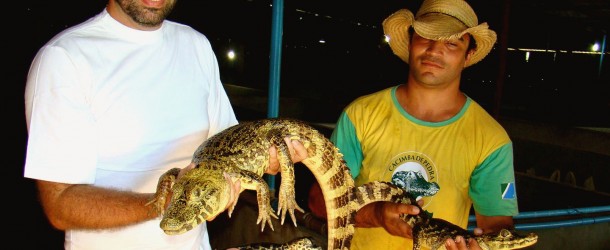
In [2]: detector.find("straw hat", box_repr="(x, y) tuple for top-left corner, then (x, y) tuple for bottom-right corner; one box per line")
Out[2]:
(382, 0), (497, 67)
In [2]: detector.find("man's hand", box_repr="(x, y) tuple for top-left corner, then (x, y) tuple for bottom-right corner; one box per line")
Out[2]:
(447, 213), (513, 250)
(444, 228), (483, 250)
(376, 202), (420, 238)
(160, 163), (198, 210)
(222, 172), (241, 210)
(176, 163), (242, 221)
(355, 201), (421, 238)
(178, 163), (195, 179)
(205, 172), (241, 221)
(266, 137), (308, 175)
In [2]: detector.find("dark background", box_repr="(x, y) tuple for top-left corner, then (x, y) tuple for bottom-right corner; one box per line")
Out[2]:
(10, 0), (610, 248)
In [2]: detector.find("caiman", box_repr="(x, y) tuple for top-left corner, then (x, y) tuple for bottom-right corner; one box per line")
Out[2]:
(147, 118), (538, 250)
(230, 237), (322, 250)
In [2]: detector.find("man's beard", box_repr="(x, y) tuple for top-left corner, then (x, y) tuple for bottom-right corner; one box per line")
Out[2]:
(116, 0), (176, 27)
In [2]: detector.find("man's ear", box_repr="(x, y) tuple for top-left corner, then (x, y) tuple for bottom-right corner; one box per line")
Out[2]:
(464, 49), (475, 68)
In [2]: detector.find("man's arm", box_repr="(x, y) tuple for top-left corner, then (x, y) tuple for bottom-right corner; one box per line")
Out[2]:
(37, 180), (158, 231)
(475, 213), (514, 233)
(37, 137), (308, 231)
(444, 213), (513, 250)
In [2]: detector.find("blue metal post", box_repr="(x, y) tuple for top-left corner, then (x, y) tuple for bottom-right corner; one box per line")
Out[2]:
(599, 33), (606, 78)
(265, 0), (284, 193)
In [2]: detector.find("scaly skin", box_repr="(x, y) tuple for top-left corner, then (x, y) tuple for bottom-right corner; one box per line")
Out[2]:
(231, 237), (322, 250)
(147, 118), (538, 250)
(402, 193), (538, 250)
(147, 118), (410, 249)
(410, 216), (538, 250)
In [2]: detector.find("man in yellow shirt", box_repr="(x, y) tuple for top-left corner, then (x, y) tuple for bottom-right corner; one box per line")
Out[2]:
(312, 0), (519, 249)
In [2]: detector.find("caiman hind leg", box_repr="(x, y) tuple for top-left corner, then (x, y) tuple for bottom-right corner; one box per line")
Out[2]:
(267, 131), (305, 227)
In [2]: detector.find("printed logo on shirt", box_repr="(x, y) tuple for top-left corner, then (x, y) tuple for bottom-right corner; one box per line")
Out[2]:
(384, 151), (439, 208)
(501, 182), (517, 199)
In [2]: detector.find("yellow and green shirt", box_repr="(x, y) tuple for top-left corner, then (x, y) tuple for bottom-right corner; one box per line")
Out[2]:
(331, 86), (519, 250)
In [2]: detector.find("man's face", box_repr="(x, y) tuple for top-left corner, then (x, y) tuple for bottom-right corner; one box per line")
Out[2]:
(408, 32), (473, 88)
(114, 0), (177, 28)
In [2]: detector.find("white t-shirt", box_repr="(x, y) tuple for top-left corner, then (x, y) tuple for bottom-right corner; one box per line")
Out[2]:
(24, 9), (238, 250)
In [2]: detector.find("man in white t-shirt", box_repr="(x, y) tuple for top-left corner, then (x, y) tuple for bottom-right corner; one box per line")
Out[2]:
(23, 0), (306, 249)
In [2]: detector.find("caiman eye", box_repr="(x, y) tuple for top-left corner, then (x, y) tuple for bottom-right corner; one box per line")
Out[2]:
(205, 189), (218, 200)
(499, 229), (512, 238)
(189, 187), (203, 201)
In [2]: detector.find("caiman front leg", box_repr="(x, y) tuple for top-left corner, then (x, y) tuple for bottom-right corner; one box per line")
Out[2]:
(146, 167), (181, 216)
(230, 169), (279, 232)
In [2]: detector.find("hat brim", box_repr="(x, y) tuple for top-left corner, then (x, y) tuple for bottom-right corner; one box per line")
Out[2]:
(382, 9), (497, 67)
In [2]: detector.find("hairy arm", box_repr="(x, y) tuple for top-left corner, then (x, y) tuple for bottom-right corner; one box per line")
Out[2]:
(38, 137), (307, 231)
(37, 180), (158, 231)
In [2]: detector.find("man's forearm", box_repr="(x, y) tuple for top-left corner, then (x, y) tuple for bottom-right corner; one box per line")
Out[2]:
(38, 180), (159, 230)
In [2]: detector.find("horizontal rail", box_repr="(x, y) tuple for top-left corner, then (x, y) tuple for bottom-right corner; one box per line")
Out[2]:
(513, 216), (610, 230)
(467, 205), (610, 230)
(468, 205), (610, 221)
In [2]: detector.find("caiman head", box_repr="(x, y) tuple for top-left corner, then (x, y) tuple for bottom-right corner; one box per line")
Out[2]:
(160, 170), (230, 235)
(476, 229), (538, 250)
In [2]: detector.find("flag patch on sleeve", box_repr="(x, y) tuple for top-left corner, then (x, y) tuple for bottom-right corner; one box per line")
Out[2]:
(501, 182), (516, 199)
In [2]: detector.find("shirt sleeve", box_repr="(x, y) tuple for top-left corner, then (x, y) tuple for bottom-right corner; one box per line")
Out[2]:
(201, 38), (238, 136)
(469, 143), (519, 216)
(24, 45), (98, 183)
(330, 111), (363, 179)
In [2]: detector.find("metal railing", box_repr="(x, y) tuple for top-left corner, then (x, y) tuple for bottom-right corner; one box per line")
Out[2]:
(467, 205), (610, 230)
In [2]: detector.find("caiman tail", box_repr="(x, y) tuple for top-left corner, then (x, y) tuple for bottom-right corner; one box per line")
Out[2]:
(289, 120), (413, 250)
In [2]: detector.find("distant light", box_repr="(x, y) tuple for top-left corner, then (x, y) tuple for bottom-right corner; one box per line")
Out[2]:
(591, 42), (600, 52)
(319, 39), (326, 44)
(384, 35), (390, 43)
(525, 51), (530, 62)
(227, 50), (235, 60)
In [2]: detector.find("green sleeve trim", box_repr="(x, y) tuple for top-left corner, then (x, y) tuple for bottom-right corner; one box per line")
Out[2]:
(330, 112), (363, 179)
(469, 143), (519, 216)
